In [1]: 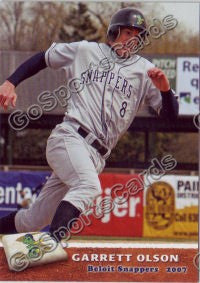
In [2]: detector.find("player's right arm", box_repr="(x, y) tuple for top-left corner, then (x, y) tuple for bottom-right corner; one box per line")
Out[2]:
(0, 52), (47, 110)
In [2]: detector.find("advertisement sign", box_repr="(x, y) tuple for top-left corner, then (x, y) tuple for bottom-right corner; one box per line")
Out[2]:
(0, 171), (143, 237)
(143, 175), (198, 239)
(0, 172), (198, 282)
(80, 173), (144, 237)
(176, 57), (199, 115)
(0, 171), (50, 217)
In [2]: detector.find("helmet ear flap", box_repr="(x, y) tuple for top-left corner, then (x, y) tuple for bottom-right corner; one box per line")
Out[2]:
(107, 26), (120, 42)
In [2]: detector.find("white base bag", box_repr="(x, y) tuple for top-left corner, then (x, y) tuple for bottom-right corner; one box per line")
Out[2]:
(2, 232), (68, 272)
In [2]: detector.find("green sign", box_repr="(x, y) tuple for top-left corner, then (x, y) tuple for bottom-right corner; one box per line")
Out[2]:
(151, 58), (176, 91)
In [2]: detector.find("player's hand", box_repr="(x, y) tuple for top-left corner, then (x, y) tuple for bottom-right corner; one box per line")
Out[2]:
(0, 80), (17, 110)
(147, 67), (170, 92)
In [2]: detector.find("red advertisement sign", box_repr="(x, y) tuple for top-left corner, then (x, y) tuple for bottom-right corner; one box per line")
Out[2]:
(80, 173), (144, 237)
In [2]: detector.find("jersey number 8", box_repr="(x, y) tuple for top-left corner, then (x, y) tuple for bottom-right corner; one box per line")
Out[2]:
(120, 101), (128, 118)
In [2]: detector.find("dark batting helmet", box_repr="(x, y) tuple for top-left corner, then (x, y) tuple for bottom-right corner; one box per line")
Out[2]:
(107, 7), (147, 41)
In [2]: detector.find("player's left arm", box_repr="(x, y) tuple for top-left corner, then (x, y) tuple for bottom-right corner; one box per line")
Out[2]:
(147, 67), (179, 120)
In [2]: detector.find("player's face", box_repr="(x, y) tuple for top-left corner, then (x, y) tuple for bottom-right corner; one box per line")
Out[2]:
(111, 27), (140, 57)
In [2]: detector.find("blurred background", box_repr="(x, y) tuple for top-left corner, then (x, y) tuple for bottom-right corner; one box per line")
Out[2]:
(0, 1), (199, 241)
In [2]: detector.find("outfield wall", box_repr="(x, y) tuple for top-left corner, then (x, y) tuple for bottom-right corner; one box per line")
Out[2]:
(0, 171), (198, 240)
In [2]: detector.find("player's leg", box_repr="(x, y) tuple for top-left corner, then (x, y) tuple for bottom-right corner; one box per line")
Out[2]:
(0, 172), (69, 233)
(0, 124), (104, 237)
(46, 127), (104, 242)
(0, 211), (18, 234)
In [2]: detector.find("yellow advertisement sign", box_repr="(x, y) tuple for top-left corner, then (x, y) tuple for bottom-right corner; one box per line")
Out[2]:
(143, 176), (198, 239)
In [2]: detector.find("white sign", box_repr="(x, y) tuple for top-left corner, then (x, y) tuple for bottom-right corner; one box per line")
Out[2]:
(176, 57), (199, 115)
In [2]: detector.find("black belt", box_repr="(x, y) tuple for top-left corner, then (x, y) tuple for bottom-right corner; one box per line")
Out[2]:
(78, 127), (108, 156)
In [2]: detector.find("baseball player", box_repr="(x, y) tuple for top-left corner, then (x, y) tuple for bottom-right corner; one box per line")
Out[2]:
(17, 190), (32, 210)
(0, 8), (178, 242)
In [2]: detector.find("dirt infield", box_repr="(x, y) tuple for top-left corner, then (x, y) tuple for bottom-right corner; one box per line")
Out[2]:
(0, 242), (198, 282)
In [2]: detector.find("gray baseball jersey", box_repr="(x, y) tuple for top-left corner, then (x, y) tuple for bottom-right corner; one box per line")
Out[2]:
(45, 40), (162, 151)
(15, 40), (163, 231)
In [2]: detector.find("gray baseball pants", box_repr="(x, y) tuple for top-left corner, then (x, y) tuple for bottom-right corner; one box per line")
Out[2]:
(15, 120), (105, 232)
